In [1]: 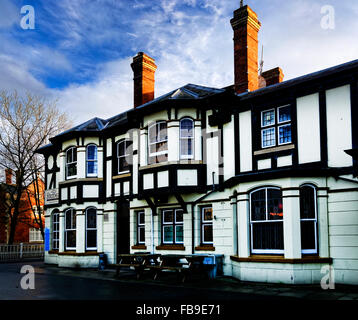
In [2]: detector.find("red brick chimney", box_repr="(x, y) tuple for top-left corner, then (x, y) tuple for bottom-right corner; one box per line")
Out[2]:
(5, 169), (12, 185)
(131, 52), (157, 108)
(262, 67), (284, 86)
(231, 5), (261, 94)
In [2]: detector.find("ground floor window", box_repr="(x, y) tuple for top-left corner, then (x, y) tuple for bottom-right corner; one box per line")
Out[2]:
(52, 210), (59, 250)
(250, 187), (284, 254)
(162, 209), (184, 244)
(65, 208), (76, 250)
(201, 207), (213, 244)
(300, 184), (318, 254)
(86, 207), (97, 250)
(137, 211), (145, 245)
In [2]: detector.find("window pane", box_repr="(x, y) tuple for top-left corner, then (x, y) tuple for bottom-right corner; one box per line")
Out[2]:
(262, 128), (276, 148)
(119, 157), (129, 172)
(158, 122), (168, 141)
(300, 186), (316, 219)
(67, 163), (77, 177)
(267, 189), (283, 221)
(203, 225), (213, 243)
(163, 226), (174, 243)
(251, 190), (266, 221)
(301, 221), (316, 251)
(279, 106), (291, 123)
(156, 141), (168, 153)
(138, 227), (145, 243)
(149, 125), (157, 144)
(163, 211), (173, 223)
(252, 222), (283, 250)
(87, 145), (97, 160)
(279, 125), (292, 144)
(180, 119), (193, 138)
(180, 138), (193, 156)
(262, 110), (275, 127)
(66, 230), (76, 248)
(203, 208), (213, 221)
(175, 210), (183, 223)
(175, 225), (184, 243)
(138, 212), (145, 225)
(87, 230), (97, 248)
(87, 161), (98, 175)
(65, 211), (72, 229)
(87, 209), (96, 229)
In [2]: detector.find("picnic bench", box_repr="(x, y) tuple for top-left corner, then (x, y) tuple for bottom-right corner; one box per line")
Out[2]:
(115, 253), (161, 279)
(149, 254), (190, 282)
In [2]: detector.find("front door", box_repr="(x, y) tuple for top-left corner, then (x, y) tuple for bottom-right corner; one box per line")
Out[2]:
(117, 200), (130, 259)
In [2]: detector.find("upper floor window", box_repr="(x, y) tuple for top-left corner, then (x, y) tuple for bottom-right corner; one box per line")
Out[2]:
(250, 187), (284, 254)
(180, 118), (194, 159)
(261, 105), (291, 148)
(66, 147), (77, 179)
(300, 184), (318, 254)
(148, 121), (168, 164)
(86, 144), (98, 177)
(117, 140), (131, 174)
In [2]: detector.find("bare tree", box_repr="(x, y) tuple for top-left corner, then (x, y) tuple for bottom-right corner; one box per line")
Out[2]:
(0, 90), (71, 244)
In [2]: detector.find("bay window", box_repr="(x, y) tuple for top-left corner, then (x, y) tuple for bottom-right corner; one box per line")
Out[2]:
(65, 208), (76, 250)
(148, 121), (168, 164)
(86, 144), (98, 177)
(66, 147), (77, 179)
(300, 184), (318, 254)
(117, 140), (131, 173)
(86, 207), (97, 250)
(180, 118), (194, 159)
(250, 187), (284, 254)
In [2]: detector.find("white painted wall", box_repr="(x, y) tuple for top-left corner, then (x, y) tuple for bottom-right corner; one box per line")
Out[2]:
(297, 93), (321, 164)
(239, 111), (252, 172)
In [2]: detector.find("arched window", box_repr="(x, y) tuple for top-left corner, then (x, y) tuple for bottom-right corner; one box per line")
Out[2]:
(148, 121), (168, 163)
(300, 184), (318, 254)
(52, 210), (60, 250)
(117, 140), (131, 173)
(250, 187), (284, 254)
(86, 207), (97, 250)
(66, 147), (77, 179)
(180, 118), (194, 159)
(86, 144), (98, 177)
(65, 208), (76, 250)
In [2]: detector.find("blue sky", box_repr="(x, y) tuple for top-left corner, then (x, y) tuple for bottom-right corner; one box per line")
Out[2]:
(0, 0), (358, 123)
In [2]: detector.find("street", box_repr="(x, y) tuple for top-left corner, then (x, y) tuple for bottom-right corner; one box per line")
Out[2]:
(0, 261), (286, 301)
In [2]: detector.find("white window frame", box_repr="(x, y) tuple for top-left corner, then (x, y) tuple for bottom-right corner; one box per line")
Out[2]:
(162, 209), (184, 245)
(117, 140), (131, 174)
(137, 211), (145, 245)
(250, 187), (284, 255)
(148, 121), (168, 158)
(86, 144), (98, 177)
(261, 127), (276, 148)
(66, 147), (77, 179)
(300, 184), (318, 255)
(179, 118), (194, 160)
(85, 207), (97, 251)
(52, 210), (59, 250)
(201, 207), (213, 245)
(65, 208), (76, 251)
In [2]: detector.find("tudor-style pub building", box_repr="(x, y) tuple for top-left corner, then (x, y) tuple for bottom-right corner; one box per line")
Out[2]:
(37, 3), (358, 285)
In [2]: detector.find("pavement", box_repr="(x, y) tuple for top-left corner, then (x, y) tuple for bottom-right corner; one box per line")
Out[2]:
(1, 260), (356, 301)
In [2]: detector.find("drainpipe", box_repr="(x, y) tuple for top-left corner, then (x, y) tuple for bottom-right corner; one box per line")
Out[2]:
(151, 211), (155, 254)
(231, 191), (238, 256)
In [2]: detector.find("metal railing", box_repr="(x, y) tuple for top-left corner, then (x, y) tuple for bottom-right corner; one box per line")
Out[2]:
(0, 243), (44, 261)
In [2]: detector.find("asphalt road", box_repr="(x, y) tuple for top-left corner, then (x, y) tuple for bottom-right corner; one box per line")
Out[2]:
(0, 261), (290, 301)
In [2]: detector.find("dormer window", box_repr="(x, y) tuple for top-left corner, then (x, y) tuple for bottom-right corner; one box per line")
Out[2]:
(86, 144), (98, 177)
(148, 121), (168, 164)
(261, 105), (291, 148)
(117, 140), (131, 173)
(66, 147), (77, 179)
(180, 118), (194, 160)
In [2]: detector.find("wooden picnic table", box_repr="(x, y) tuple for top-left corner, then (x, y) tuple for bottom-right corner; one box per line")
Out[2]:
(115, 253), (161, 279)
(149, 254), (189, 281)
